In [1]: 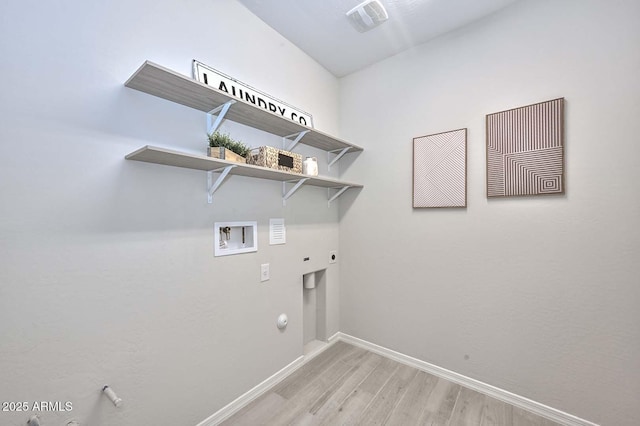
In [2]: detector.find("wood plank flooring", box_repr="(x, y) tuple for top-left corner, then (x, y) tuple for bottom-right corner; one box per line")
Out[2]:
(221, 341), (563, 426)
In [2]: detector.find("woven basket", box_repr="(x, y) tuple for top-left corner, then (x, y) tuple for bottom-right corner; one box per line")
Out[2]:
(247, 146), (302, 173)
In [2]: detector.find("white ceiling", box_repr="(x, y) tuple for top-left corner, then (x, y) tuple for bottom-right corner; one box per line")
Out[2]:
(238, 0), (520, 77)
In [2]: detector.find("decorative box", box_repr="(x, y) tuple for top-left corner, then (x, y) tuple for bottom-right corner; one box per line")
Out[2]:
(247, 146), (302, 174)
(207, 147), (247, 164)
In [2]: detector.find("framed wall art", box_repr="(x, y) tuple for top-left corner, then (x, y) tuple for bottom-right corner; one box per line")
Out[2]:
(486, 98), (565, 197)
(413, 128), (467, 208)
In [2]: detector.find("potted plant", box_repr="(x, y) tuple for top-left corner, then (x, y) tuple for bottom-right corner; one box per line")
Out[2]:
(207, 132), (251, 164)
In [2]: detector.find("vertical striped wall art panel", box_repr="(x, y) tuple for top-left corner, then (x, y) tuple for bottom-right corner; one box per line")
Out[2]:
(413, 128), (467, 208)
(486, 98), (565, 197)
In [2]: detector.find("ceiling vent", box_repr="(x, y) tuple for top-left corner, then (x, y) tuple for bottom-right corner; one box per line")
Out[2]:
(346, 0), (389, 33)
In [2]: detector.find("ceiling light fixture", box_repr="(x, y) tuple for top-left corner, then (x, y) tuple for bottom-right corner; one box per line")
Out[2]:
(346, 0), (389, 33)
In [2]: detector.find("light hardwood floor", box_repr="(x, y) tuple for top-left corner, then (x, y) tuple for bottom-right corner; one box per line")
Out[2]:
(221, 341), (562, 426)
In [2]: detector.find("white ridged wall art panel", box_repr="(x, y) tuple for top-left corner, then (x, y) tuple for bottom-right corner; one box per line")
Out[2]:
(413, 128), (467, 208)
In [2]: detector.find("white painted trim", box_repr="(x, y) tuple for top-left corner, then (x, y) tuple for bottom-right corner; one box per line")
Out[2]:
(335, 332), (599, 426)
(327, 331), (341, 343)
(196, 334), (341, 426)
(195, 355), (304, 426)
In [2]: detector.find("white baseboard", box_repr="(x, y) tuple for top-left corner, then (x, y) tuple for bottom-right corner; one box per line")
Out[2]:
(195, 355), (304, 426)
(196, 332), (598, 426)
(336, 332), (598, 426)
(196, 333), (341, 426)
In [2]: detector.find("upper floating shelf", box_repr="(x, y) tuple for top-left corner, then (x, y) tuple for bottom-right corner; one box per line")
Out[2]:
(125, 61), (363, 153)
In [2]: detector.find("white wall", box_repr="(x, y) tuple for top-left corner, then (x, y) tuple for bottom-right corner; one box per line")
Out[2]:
(0, 1), (342, 425)
(338, 1), (640, 425)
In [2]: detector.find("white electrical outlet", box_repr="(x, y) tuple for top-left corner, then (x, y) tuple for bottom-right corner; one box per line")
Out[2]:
(261, 263), (270, 282)
(329, 250), (337, 264)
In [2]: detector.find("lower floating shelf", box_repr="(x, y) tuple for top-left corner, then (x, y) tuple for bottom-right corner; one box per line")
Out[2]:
(125, 145), (363, 205)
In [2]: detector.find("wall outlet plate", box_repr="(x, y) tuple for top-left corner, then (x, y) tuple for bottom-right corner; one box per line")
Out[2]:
(329, 250), (337, 264)
(261, 263), (270, 282)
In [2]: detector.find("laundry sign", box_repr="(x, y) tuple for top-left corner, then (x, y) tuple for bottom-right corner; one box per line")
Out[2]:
(192, 60), (314, 128)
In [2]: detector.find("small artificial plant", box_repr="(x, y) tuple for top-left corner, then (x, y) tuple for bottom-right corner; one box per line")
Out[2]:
(208, 132), (251, 157)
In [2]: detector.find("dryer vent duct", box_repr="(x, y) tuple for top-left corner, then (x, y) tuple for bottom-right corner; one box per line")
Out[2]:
(346, 0), (389, 33)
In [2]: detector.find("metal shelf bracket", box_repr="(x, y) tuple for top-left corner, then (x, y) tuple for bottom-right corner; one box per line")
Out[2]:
(327, 147), (352, 170)
(327, 186), (351, 207)
(207, 165), (237, 203)
(283, 130), (310, 151)
(207, 100), (237, 135)
(282, 177), (310, 206)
